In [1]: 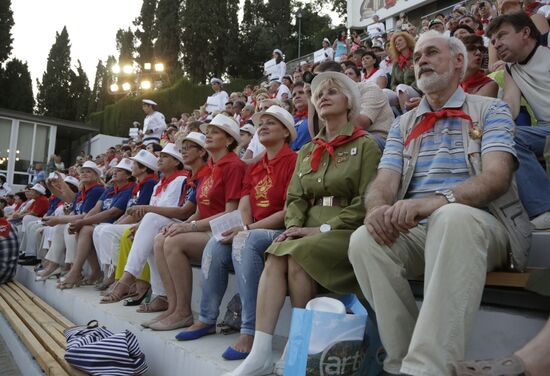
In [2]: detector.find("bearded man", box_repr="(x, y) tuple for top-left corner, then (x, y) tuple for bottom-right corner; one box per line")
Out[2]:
(348, 31), (530, 376)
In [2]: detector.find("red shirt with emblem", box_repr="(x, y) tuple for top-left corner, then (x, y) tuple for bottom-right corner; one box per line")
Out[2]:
(243, 144), (297, 221)
(28, 195), (50, 217)
(197, 152), (246, 219)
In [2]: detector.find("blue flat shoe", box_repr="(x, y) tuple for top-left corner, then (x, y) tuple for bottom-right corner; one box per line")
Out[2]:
(175, 324), (216, 341)
(222, 346), (250, 360)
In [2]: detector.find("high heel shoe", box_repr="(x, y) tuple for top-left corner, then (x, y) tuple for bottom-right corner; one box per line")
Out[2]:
(123, 287), (151, 306)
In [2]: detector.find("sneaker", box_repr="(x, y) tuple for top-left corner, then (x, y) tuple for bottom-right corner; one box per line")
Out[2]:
(531, 211), (550, 230)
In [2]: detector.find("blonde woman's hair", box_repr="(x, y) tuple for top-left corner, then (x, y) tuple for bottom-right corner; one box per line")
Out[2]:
(311, 78), (354, 120)
(388, 32), (416, 59)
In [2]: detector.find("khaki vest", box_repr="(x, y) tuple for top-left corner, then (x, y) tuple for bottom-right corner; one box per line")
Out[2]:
(396, 94), (532, 272)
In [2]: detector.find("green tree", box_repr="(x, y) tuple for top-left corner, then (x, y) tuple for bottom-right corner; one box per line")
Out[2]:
(69, 60), (91, 121)
(0, 58), (34, 112)
(116, 28), (135, 66)
(0, 0), (14, 63)
(36, 26), (74, 119)
(180, 0), (212, 83)
(98, 56), (117, 110)
(134, 0), (157, 67)
(154, 0), (182, 84)
(88, 60), (105, 114)
(265, 0), (292, 53)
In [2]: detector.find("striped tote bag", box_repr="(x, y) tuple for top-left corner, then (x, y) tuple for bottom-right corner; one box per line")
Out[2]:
(64, 320), (148, 376)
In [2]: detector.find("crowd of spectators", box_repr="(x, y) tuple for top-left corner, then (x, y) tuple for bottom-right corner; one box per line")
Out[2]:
(1, 1), (550, 375)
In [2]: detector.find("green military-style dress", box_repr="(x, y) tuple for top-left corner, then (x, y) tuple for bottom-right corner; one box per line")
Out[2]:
(266, 121), (381, 295)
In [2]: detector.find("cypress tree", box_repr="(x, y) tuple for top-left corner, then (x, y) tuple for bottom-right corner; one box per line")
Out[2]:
(88, 60), (105, 114)
(154, 0), (182, 85)
(0, 0), (14, 64)
(134, 0), (157, 68)
(0, 58), (34, 113)
(69, 60), (91, 121)
(180, 0), (210, 83)
(116, 28), (135, 67)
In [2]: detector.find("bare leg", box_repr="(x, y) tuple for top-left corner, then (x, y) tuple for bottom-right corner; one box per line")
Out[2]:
(60, 225), (99, 285)
(255, 254), (289, 334)
(515, 317), (550, 376)
(152, 233), (177, 322)
(287, 256), (317, 308)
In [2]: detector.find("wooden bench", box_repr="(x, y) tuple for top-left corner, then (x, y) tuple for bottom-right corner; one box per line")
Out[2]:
(0, 281), (87, 376)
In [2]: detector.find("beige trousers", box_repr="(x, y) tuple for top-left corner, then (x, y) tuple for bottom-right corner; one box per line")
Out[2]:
(348, 204), (509, 376)
(45, 224), (77, 265)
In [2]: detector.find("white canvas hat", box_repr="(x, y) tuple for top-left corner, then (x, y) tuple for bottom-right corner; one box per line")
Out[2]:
(210, 77), (223, 85)
(305, 297), (346, 314)
(323, 37), (330, 44)
(81, 161), (103, 177)
(273, 48), (283, 56)
(142, 99), (157, 106)
(240, 123), (256, 136)
(182, 131), (206, 148)
(130, 149), (159, 171)
(310, 71), (361, 118)
(64, 176), (80, 188)
(160, 143), (185, 165)
(31, 184), (46, 195)
(200, 114), (241, 144)
(252, 105), (297, 142)
(115, 158), (133, 173)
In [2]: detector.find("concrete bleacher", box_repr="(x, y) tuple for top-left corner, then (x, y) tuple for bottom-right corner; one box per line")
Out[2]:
(6, 231), (550, 375)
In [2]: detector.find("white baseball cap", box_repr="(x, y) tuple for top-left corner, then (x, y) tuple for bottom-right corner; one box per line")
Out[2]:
(81, 161), (103, 177)
(240, 123), (256, 136)
(142, 99), (157, 106)
(200, 114), (241, 144)
(130, 149), (159, 171)
(115, 158), (133, 173)
(252, 105), (297, 142)
(160, 143), (185, 164)
(31, 184), (46, 195)
(182, 132), (206, 149)
(64, 176), (80, 188)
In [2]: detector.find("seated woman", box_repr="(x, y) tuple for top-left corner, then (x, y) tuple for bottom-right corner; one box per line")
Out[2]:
(384, 32), (421, 112)
(99, 143), (189, 304)
(361, 51), (388, 90)
(228, 71), (381, 376)
(41, 162), (105, 280)
(177, 106), (297, 361)
(55, 160), (135, 289)
(92, 151), (159, 291)
(459, 34), (499, 97)
(147, 114), (246, 331)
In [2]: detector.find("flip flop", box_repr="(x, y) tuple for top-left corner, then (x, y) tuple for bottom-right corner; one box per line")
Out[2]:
(453, 355), (530, 375)
(100, 281), (136, 304)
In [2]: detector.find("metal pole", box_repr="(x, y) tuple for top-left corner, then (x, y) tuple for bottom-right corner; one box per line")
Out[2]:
(298, 18), (302, 58)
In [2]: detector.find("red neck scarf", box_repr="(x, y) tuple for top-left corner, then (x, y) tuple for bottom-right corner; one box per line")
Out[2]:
(132, 174), (157, 195)
(251, 144), (295, 178)
(78, 183), (101, 202)
(525, 2), (541, 16)
(310, 127), (368, 172)
(107, 181), (135, 197)
(0, 218), (11, 238)
(397, 50), (412, 70)
(294, 109), (308, 120)
(179, 164), (210, 206)
(404, 109), (474, 147)
(364, 67), (380, 80)
(460, 70), (493, 94)
(154, 170), (186, 196)
(480, 17), (491, 24)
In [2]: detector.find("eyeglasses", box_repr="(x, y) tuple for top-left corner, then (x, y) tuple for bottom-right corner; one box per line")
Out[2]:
(181, 145), (200, 151)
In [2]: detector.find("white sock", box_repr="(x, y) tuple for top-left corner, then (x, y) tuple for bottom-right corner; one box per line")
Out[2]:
(273, 341), (288, 375)
(224, 331), (274, 376)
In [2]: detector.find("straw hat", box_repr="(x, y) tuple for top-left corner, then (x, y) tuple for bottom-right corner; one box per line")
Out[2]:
(252, 105), (296, 142)
(200, 114), (241, 144)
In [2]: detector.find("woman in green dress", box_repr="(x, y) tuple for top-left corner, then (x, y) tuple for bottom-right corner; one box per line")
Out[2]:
(227, 71), (381, 376)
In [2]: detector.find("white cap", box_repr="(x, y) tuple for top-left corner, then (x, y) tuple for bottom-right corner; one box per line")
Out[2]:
(210, 77), (223, 85)
(323, 37), (330, 44)
(273, 48), (283, 56)
(142, 99), (157, 106)
(81, 161), (103, 177)
(182, 131), (206, 148)
(200, 114), (241, 144)
(115, 158), (133, 173)
(31, 184), (46, 195)
(130, 149), (159, 171)
(0, 173), (6, 179)
(252, 105), (297, 142)
(306, 297), (346, 314)
(310, 71), (361, 118)
(240, 123), (256, 136)
(160, 143), (185, 165)
(64, 176), (80, 188)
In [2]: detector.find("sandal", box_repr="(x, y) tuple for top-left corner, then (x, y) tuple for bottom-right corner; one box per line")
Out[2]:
(82, 273), (104, 286)
(137, 295), (168, 313)
(56, 275), (84, 290)
(124, 287), (151, 306)
(99, 281), (136, 304)
(453, 355), (530, 375)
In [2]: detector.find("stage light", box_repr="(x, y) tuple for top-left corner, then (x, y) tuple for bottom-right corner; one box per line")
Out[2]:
(154, 63), (164, 72)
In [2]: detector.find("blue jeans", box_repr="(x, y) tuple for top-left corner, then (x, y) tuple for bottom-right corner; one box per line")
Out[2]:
(514, 124), (550, 218)
(199, 229), (283, 336)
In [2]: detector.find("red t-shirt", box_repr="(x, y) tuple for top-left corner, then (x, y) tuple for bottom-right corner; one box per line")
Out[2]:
(28, 195), (50, 217)
(197, 152), (246, 219)
(243, 144), (297, 222)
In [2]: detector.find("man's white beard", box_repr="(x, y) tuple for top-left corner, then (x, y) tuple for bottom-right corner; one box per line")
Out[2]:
(416, 64), (454, 93)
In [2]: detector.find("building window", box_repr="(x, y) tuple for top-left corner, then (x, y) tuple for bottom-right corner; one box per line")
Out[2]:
(0, 118), (11, 174)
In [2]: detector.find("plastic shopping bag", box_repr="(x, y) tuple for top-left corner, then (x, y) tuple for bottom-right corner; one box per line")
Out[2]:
(284, 295), (384, 376)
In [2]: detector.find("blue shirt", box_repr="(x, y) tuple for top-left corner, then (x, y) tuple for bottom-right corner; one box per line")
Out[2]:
(28, 169), (47, 184)
(73, 185), (105, 215)
(379, 88), (516, 199)
(46, 196), (62, 216)
(290, 115), (311, 151)
(99, 185), (134, 223)
(126, 179), (157, 209)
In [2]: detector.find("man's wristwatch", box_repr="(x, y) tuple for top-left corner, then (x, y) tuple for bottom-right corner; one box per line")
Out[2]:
(435, 189), (456, 203)
(320, 223), (332, 233)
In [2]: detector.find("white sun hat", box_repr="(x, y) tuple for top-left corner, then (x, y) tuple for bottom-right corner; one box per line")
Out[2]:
(64, 176), (80, 188)
(310, 71), (361, 118)
(200, 114), (241, 144)
(182, 131), (206, 149)
(142, 99), (157, 106)
(160, 143), (185, 165)
(30, 184), (46, 195)
(114, 158), (133, 173)
(130, 149), (159, 171)
(240, 123), (256, 136)
(81, 161), (103, 177)
(252, 105), (297, 142)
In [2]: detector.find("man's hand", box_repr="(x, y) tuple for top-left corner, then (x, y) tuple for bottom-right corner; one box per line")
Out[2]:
(404, 97), (421, 111)
(68, 219), (84, 234)
(385, 197), (446, 233)
(365, 205), (399, 245)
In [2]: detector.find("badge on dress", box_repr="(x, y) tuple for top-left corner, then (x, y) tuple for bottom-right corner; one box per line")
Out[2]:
(350, 147), (357, 156)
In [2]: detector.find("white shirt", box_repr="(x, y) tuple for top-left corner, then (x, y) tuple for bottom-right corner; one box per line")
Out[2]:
(246, 132), (266, 158)
(149, 175), (186, 207)
(269, 61), (286, 82)
(143, 111), (166, 145)
(206, 90), (229, 114)
(275, 84), (292, 101)
(0, 183), (12, 197)
(322, 47), (334, 61)
(362, 68), (386, 85)
(367, 22), (386, 38)
(380, 57), (393, 76)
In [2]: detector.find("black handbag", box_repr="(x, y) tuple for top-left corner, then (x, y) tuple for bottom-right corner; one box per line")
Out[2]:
(217, 293), (242, 335)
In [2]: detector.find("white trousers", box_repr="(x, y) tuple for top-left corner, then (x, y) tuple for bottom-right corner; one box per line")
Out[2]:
(21, 220), (45, 257)
(45, 224), (77, 265)
(348, 204), (509, 376)
(93, 223), (131, 266)
(124, 212), (173, 296)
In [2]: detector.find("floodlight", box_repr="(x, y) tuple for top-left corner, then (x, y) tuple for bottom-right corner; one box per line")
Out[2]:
(144, 63), (152, 70)
(140, 80), (152, 90)
(123, 65), (134, 74)
(122, 82), (132, 91)
(154, 63), (164, 72)
(112, 65), (121, 74)
(110, 83), (119, 92)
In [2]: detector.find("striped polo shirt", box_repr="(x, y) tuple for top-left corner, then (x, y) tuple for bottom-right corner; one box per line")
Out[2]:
(379, 88), (516, 199)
